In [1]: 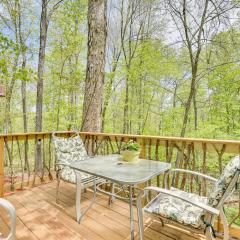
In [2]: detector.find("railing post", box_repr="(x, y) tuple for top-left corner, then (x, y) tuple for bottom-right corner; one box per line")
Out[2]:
(0, 137), (4, 197)
(137, 139), (148, 204)
(139, 139), (146, 159)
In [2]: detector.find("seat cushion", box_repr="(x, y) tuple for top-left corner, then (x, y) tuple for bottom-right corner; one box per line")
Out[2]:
(59, 166), (90, 184)
(145, 188), (208, 228)
(53, 135), (88, 165)
(208, 156), (240, 207)
(53, 135), (90, 183)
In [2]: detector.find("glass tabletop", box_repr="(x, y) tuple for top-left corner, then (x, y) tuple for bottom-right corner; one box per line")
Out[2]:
(70, 154), (171, 185)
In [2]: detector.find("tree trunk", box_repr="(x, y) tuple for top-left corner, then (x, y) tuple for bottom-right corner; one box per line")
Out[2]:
(21, 59), (29, 171)
(137, 76), (143, 134)
(180, 76), (196, 137)
(17, 0), (29, 172)
(81, 0), (107, 133)
(101, 76), (113, 132)
(123, 77), (129, 134)
(193, 90), (198, 130)
(180, 62), (198, 137)
(4, 58), (18, 134)
(4, 91), (13, 134)
(102, 53), (120, 131)
(35, 0), (48, 171)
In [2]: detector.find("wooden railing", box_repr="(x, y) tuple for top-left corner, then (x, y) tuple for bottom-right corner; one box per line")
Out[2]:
(0, 131), (240, 237)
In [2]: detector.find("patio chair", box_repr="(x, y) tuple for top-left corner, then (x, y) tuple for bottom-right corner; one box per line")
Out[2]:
(137, 156), (240, 240)
(52, 131), (103, 203)
(0, 198), (16, 240)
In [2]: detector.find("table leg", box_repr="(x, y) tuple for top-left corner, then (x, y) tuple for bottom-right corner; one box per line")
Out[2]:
(76, 171), (82, 223)
(129, 185), (134, 240)
(137, 190), (144, 240)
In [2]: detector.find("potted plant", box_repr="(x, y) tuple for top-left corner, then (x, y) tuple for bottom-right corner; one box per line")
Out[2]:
(120, 140), (141, 162)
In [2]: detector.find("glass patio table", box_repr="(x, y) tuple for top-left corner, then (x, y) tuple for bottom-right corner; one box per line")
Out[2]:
(70, 154), (171, 240)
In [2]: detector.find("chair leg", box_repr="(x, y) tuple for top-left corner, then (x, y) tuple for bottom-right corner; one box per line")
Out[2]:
(137, 193), (144, 240)
(220, 208), (229, 240)
(108, 183), (115, 205)
(56, 174), (61, 204)
(205, 227), (214, 240)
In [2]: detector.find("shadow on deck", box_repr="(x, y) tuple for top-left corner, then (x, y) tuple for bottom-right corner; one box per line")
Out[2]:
(3, 181), (210, 240)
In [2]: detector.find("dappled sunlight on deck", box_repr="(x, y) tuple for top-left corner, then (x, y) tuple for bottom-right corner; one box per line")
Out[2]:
(3, 181), (211, 240)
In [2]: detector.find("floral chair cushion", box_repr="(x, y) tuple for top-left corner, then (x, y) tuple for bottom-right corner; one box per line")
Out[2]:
(147, 187), (208, 229)
(208, 156), (240, 207)
(52, 135), (90, 183)
(52, 135), (88, 164)
(59, 167), (90, 184)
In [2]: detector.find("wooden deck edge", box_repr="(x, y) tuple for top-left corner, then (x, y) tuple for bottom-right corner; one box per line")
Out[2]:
(3, 173), (56, 195)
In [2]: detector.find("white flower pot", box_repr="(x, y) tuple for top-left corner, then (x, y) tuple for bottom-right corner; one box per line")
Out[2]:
(120, 150), (140, 162)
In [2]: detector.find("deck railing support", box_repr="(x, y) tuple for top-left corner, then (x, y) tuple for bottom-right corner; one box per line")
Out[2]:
(0, 137), (4, 197)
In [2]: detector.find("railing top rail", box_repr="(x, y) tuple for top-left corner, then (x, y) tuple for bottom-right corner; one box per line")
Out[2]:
(0, 131), (240, 145)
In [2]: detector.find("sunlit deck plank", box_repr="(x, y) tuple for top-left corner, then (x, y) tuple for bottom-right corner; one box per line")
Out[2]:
(3, 181), (213, 240)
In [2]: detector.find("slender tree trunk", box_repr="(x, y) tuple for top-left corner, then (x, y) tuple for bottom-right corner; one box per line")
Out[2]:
(123, 77), (129, 134)
(56, 75), (62, 131)
(17, 0), (29, 171)
(69, 89), (74, 123)
(172, 84), (177, 131)
(101, 76), (113, 132)
(21, 59), (29, 170)
(226, 104), (230, 134)
(4, 57), (19, 134)
(137, 76), (143, 134)
(180, 75), (196, 137)
(69, 58), (75, 125)
(35, 0), (48, 171)
(102, 54), (120, 131)
(193, 90), (198, 130)
(4, 92), (13, 134)
(81, 0), (107, 133)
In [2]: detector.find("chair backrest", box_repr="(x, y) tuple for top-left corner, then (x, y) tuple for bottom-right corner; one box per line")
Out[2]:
(52, 132), (88, 165)
(0, 198), (16, 240)
(208, 156), (240, 208)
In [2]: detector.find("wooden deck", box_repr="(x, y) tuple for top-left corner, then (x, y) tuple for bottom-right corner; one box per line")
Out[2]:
(2, 181), (211, 240)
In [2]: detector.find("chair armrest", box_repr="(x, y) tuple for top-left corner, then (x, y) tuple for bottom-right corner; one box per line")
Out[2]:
(55, 163), (70, 168)
(138, 186), (219, 216)
(165, 168), (218, 187)
(0, 198), (16, 240)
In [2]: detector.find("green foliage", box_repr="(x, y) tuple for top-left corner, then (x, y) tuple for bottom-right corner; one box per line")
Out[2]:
(225, 206), (240, 225)
(121, 140), (140, 151)
(0, 32), (15, 77)
(43, 0), (87, 131)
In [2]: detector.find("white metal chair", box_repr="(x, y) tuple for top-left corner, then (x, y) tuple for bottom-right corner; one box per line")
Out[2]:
(137, 156), (240, 240)
(52, 131), (103, 203)
(0, 198), (16, 240)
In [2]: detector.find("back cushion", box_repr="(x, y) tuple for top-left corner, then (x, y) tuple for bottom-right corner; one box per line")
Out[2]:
(208, 156), (240, 207)
(53, 135), (88, 165)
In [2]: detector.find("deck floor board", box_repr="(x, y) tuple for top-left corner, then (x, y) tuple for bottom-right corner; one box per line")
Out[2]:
(3, 181), (213, 240)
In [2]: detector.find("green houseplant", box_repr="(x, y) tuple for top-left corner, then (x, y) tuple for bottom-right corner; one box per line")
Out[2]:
(120, 140), (141, 162)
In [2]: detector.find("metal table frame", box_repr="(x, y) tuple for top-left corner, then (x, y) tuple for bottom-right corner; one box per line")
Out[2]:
(71, 155), (171, 240)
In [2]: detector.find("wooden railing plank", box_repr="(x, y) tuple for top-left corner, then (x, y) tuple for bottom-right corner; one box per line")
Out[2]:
(0, 137), (4, 197)
(2, 131), (240, 153)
